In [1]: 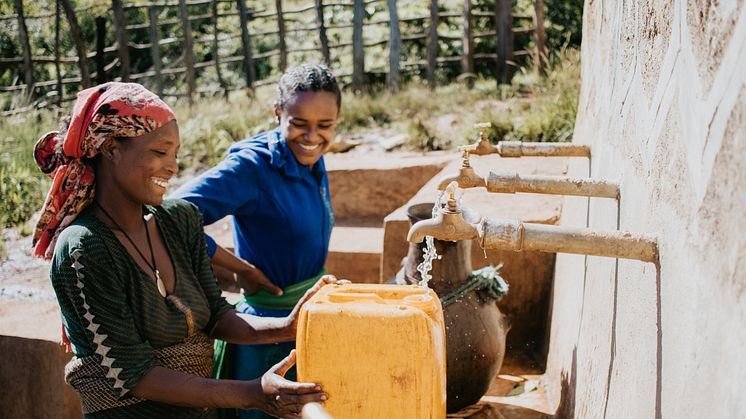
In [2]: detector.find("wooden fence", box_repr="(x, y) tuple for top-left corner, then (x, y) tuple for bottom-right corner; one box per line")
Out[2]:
(1, 0), (547, 114)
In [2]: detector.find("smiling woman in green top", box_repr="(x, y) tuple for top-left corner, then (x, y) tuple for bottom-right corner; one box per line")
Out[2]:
(32, 82), (336, 418)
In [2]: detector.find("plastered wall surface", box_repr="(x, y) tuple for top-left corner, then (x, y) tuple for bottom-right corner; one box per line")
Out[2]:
(543, 1), (745, 418)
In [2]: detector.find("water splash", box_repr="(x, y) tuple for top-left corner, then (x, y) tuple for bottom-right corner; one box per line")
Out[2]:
(417, 236), (439, 288)
(416, 189), (447, 288)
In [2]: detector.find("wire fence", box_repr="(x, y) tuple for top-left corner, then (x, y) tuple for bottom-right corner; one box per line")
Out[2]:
(1, 0), (547, 115)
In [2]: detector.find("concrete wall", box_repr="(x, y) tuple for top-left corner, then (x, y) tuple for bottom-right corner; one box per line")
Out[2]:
(543, 1), (746, 418)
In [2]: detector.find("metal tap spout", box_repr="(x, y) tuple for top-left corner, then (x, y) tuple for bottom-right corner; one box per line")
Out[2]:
(407, 183), (480, 243)
(437, 149), (486, 190)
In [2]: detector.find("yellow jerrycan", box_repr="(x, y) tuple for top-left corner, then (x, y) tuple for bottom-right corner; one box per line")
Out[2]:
(296, 283), (447, 419)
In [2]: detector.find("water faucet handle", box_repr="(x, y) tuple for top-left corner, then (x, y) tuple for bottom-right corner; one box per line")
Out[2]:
(475, 122), (491, 141)
(444, 181), (460, 212)
(458, 143), (478, 154)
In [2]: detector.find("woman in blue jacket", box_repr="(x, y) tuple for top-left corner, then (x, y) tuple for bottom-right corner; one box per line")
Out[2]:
(174, 64), (339, 419)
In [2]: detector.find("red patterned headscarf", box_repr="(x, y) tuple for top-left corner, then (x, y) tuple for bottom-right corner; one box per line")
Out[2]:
(32, 82), (176, 259)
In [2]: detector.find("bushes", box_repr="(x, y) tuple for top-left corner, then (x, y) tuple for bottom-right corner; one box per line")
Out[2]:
(0, 111), (56, 229)
(0, 161), (47, 228)
(477, 48), (580, 143)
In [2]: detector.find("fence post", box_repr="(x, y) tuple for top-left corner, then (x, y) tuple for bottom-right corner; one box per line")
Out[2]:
(352, 0), (365, 91)
(275, 0), (287, 71)
(95, 16), (107, 85)
(533, 0), (547, 75)
(60, 0), (91, 88)
(112, 0), (130, 82)
(236, 0), (255, 89)
(147, 6), (163, 95)
(55, 0), (63, 104)
(178, 0), (195, 104)
(315, 0), (330, 64)
(211, 0), (227, 96)
(461, 0), (473, 76)
(427, 0), (438, 89)
(14, 0), (34, 101)
(386, 0), (400, 92)
(495, 0), (513, 85)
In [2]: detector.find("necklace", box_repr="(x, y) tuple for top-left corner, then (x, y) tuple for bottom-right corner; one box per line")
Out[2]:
(94, 201), (168, 298)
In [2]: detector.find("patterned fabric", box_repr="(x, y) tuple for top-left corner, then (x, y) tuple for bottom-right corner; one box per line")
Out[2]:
(50, 199), (233, 417)
(66, 332), (213, 414)
(32, 82), (176, 260)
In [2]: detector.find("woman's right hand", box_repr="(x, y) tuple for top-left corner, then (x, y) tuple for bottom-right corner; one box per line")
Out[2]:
(284, 275), (349, 332)
(255, 350), (327, 419)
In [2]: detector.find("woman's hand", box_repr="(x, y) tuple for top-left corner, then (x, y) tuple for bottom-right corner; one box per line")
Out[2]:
(212, 275), (349, 345)
(237, 265), (283, 296)
(256, 350), (327, 419)
(211, 245), (282, 296)
(285, 275), (348, 331)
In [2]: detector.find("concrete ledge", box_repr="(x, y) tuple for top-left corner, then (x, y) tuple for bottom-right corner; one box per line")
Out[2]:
(327, 224), (384, 283)
(325, 152), (451, 220)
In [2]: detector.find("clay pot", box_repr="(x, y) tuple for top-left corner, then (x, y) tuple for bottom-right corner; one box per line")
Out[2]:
(403, 203), (510, 413)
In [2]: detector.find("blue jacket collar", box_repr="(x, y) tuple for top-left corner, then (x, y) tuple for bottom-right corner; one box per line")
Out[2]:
(268, 128), (326, 180)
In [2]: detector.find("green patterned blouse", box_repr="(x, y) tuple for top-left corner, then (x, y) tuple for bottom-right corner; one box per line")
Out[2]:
(50, 199), (233, 419)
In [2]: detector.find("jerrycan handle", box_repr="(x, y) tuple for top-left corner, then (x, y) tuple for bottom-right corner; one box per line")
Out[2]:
(327, 292), (386, 304)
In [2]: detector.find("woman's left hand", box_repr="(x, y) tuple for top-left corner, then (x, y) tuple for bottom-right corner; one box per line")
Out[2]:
(237, 265), (283, 296)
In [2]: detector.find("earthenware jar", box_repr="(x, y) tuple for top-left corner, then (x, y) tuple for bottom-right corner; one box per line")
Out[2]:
(403, 203), (510, 413)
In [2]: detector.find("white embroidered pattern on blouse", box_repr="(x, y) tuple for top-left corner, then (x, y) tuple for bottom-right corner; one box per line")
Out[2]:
(70, 249), (127, 392)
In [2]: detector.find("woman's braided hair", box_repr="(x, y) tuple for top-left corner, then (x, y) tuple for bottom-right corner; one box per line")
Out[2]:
(276, 64), (341, 111)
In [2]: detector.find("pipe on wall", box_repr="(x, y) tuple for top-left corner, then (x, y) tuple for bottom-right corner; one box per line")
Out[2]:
(487, 172), (619, 199)
(480, 218), (658, 263)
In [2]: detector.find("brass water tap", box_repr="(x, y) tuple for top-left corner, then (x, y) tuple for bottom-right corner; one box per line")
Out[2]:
(458, 122), (498, 156)
(437, 123), (490, 190)
(407, 182), (480, 243)
(437, 148), (487, 190)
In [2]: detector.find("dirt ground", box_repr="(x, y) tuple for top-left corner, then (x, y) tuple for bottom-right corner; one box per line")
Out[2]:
(0, 225), (60, 340)
(0, 227), (56, 305)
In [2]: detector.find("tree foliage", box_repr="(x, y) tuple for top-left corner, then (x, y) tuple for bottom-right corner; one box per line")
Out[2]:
(1, 0), (583, 107)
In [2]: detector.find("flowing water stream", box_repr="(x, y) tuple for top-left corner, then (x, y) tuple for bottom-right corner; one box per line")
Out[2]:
(416, 189), (448, 288)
